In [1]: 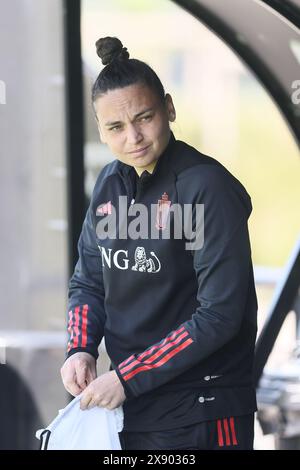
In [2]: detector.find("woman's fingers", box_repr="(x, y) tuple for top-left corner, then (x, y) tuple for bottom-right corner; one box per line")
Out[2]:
(61, 352), (97, 394)
(86, 365), (97, 385)
(80, 391), (93, 410)
(67, 381), (83, 397)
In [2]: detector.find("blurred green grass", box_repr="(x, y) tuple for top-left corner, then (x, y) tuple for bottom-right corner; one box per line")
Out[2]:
(237, 92), (300, 267)
(173, 90), (300, 268)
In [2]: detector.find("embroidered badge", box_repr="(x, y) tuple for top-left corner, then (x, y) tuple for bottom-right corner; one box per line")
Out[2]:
(155, 192), (171, 230)
(96, 201), (112, 216)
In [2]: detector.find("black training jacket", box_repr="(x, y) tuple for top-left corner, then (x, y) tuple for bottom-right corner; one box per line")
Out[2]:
(66, 131), (258, 431)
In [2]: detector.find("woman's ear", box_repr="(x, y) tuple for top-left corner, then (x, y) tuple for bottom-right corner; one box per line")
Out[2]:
(165, 93), (176, 122)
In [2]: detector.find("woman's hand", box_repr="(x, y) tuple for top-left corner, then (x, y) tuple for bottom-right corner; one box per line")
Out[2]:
(61, 351), (97, 397)
(80, 370), (126, 411)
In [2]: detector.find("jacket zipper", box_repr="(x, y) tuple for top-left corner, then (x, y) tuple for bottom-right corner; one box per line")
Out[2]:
(131, 180), (143, 205)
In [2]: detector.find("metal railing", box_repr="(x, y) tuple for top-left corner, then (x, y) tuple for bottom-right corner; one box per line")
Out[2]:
(254, 238), (300, 385)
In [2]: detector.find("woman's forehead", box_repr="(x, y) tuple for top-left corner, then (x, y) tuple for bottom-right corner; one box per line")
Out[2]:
(95, 84), (161, 118)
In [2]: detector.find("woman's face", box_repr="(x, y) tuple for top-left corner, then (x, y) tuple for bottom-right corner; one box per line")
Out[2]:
(94, 82), (176, 175)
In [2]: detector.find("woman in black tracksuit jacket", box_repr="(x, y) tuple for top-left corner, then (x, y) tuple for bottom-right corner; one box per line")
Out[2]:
(61, 36), (258, 450)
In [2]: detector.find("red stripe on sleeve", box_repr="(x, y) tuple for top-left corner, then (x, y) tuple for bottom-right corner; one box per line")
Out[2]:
(229, 417), (238, 445)
(67, 310), (74, 352)
(73, 306), (80, 348)
(81, 304), (88, 348)
(120, 330), (190, 375)
(119, 327), (192, 373)
(217, 420), (224, 447)
(138, 326), (186, 361)
(142, 331), (190, 364)
(119, 355), (135, 369)
(122, 338), (193, 381)
(223, 418), (231, 446)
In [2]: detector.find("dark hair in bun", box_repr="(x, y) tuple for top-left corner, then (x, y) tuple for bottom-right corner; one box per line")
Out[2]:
(92, 36), (165, 105)
(95, 36), (129, 66)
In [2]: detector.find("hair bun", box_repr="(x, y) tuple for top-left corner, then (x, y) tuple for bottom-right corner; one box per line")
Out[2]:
(95, 36), (130, 66)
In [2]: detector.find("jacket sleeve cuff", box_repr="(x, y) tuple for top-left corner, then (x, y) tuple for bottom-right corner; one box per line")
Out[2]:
(113, 365), (136, 400)
(65, 346), (99, 362)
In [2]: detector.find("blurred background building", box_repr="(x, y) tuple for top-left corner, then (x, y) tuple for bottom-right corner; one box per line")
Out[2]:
(0, 0), (299, 449)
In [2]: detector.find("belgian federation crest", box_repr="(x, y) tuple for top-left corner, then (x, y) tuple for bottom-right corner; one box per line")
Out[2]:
(155, 192), (171, 230)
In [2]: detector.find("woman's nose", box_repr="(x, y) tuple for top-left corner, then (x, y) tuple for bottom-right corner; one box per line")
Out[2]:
(126, 123), (143, 144)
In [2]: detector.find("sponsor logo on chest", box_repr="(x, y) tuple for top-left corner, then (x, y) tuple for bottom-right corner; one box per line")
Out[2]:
(98, 245), (161, 273)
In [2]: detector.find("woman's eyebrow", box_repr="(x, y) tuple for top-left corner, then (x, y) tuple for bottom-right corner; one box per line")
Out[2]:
(104, 107), (154, 127)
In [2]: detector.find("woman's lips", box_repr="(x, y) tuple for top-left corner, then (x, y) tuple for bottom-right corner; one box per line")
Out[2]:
(128, 145), (150, 156)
